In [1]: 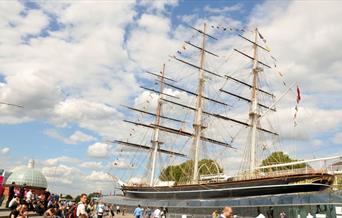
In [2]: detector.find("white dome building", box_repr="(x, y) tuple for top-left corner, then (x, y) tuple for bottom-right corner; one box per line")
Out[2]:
(5, 159), (47, 189)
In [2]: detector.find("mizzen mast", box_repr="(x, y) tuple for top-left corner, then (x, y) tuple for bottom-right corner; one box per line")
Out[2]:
(192, 23), (207, 183)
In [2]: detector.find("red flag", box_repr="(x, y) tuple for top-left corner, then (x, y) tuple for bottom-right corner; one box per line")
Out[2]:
(296, 86), (301, 103)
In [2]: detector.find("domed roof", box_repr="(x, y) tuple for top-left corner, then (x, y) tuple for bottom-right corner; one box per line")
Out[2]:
(5, 160), (47, 189)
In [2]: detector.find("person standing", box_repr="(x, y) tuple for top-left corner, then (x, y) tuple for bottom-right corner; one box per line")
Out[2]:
(212, 210), (218, 218)
(134, 205), (143, 218)
(76, 194), (88, 218)
(218, 207), (233, 218)
(6, 182), (15, 208)
(110, 205), (115, 218)
(116, 205), (120, 214)
(25, 189), (33, 211)
(96, 201), (105, 218)
(153, 208), (161, 218)
(266, 207), (273, 218)
(145, 207), (152, 218)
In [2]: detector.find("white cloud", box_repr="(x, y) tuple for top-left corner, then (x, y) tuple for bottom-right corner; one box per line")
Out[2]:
(44, 129), (96, 144)
(87, 142), (112, 158)
(79, 161), (103, 170)
(70, 131), (96, 143)
(203, 4), (242, 13)
(0, 147), (10, 155)
(44, 156), (80, 166)
(333, 132), (342, 145)
(139, 0), (178, 13)
(85, 171), (112, 182)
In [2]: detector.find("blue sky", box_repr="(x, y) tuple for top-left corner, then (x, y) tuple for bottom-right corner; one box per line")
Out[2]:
(0, 0), (341, 195)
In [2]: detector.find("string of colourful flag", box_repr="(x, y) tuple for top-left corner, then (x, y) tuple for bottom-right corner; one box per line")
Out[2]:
(168, 24), (301, 126)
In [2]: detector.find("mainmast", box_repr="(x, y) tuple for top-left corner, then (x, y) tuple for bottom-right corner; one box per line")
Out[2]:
(150, 64), (166, 186)
(249, 28), (260, 173)
(192, 23), (207, 183)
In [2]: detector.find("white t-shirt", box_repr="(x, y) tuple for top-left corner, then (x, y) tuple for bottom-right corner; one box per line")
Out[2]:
(25, 191), (33, 202)
(306, 213), (313, 218)
(9, 198), (18, 208)
(77, 203), (86, 217)
(256, 214), (266, 218)
(97, 204), (105, 214)
(154, 209), (161, 218)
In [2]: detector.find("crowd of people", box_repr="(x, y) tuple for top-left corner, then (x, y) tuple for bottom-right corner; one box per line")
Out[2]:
(5, 182), (68, 218)
(2, 186), (315, 218)
(5, 184), (127, 218)
(133, 205), (168, 218)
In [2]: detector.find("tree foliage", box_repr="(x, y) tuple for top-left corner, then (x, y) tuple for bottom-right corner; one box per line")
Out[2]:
(159, 159), (223, 184)
(64, 194), (73, 200)
(260, 151), (308, 172)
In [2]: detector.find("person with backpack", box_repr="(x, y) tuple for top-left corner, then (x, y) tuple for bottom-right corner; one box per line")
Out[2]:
(96, 201), (105, 218)
(76, 194), (88, 218)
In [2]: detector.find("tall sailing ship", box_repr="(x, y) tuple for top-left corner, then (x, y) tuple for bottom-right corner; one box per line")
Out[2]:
(111, 23), (334, 199)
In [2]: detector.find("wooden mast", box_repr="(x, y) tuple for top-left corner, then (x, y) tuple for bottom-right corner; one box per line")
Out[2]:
(150, 64), (165, 186)
(192, 23), (207, 183)
(249, 28), (260, 173)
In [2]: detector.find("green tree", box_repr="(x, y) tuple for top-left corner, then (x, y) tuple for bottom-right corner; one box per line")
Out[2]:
(260, 151), (307, 172)
(74, 195), (80, 203)
(64, 194), (73, 200)
(159, 159), (223, 184)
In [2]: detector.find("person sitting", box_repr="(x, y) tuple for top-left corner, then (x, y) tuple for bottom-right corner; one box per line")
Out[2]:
(9, 196), (20, 211)
(18, 204), (28, 218)
(35, 199), (45, 215)
(43, 207), (56, 218)
(10, 204), (28, 218)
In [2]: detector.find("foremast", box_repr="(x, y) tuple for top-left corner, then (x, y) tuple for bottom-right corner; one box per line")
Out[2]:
(150, 64), (166, 186)
(192, 23), (207, 183)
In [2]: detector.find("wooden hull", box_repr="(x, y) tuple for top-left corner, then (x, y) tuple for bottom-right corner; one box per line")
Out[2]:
(122, 173), (334, 199)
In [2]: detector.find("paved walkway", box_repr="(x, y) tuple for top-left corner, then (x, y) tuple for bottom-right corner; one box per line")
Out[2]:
(0, 208), (41, 218)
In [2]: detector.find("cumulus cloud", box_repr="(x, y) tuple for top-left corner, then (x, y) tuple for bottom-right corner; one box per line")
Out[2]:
(44, 156), (80, 166)
(85, 171), (112, 182)
(87, 142), (112, 158)
(44, 129), (96, 144)
(333, 132), (342, 145)
(203, 4), (242, 13)
(0, 147), (10, 155)
(79, 161), (103, 170)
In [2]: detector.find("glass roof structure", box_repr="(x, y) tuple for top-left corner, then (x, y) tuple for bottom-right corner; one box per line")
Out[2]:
(5, 160), (47, 188)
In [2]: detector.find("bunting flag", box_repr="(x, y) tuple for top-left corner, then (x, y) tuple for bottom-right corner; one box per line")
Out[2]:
(258, 31), (267, 44)
(209, 24), (249, 33)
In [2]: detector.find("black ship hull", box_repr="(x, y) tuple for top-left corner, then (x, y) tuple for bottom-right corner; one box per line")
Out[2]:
(122, 173), (334, 199)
